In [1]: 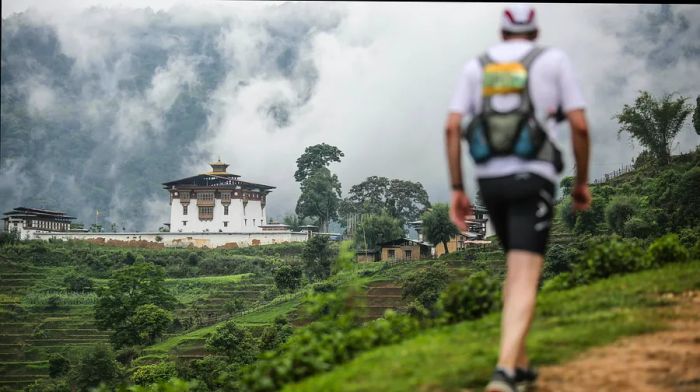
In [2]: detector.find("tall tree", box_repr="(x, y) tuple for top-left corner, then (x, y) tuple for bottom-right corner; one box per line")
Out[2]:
(421, 203), (459, 254)
(386, 179), (431, 223)
(341, 177), (430, 226)
(353, 214), (405, 251)
(294, 143), (344, 183)
(614, 91), (693, 164)
(295, 167), (342, 232)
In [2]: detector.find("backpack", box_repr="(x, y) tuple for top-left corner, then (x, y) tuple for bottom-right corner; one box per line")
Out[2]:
(463, 46), (563, 173)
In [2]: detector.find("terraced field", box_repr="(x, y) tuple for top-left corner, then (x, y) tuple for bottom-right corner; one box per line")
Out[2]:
(0, 265), (110, 390)
(0, 264), (276, 390)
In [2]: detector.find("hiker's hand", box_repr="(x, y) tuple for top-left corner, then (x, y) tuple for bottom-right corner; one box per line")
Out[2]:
(572, 183), (591, 212)
(450, 190), (472, 232)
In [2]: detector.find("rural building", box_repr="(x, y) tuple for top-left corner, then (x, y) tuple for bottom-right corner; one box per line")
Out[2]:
(377, 238), (433, 261)
(408, 205), (494, 257)
(164, 160), (274, 233)
(2, 207), (78, 240)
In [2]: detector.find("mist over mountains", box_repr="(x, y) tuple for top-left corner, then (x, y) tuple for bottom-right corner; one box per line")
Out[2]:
(1, 3), (698, 231)
(1, 4), (342, 230)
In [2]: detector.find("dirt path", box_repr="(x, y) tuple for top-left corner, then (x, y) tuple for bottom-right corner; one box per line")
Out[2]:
(536, 291), (700, 392)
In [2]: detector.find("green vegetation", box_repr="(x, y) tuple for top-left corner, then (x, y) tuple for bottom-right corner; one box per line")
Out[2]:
(95, 262), (176, 348)
(352, 214), (405, 251)
(286, 260), (700, 391)
(421, 203), (459, 254)
(614, 90), (694, 165)
(294, 144), (344, 232)
(339, 176), (430, 226)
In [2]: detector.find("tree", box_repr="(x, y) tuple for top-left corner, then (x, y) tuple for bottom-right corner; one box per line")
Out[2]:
(129, 304), (173, 345)
(274, 263), (303, 293)
(205, 321), (259, 365)
(341, 177), (430, 225)
(353, 214), (405, 251)
(295, 167), (342, 232)
(302, 235), (334, 281)
(94, 262), (176, 348)
(282, 213), (308, 232)
(559, 176), (575, 197)
(694, 96), (700, 135)
(294, 143), (344, 183)
(69, 344), (121, 391)
(386, 179), (431, 223)
(421, 203), (459, 254)
(614, 91), (693, 164)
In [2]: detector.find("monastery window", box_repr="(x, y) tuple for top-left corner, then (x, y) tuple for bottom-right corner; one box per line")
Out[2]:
(198, 192), (214, 201)
(182, 221), (187, 226)
(183, 205), (188, 215)
(253, 219), (256, 226)
(224, 206), (229, 215)
(222, 193), (231, 203)
(224, 221), (228, 227)
(198, 206), (214, 220)
(244, 219), (247, 226)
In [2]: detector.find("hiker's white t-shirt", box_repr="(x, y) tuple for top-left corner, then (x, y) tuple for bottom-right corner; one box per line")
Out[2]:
(448, 39), (586, 184)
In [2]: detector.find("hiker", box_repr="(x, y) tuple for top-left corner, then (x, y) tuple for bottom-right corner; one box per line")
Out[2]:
(444, 4), (591, 392)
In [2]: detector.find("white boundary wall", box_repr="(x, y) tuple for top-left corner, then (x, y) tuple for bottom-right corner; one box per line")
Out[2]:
(33, 231), (309, 248)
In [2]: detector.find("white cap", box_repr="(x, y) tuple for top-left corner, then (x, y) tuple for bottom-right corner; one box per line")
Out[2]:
(501, 4), (538, 33)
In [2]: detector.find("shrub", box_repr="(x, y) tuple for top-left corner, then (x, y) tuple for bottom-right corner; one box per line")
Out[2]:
(541, 272), (576, 292)
(677, 228), (699, 249)
(64, 273), (94, 292)
(623, 216), (655, 239)
(115, 346), (141, 366)
(439, 272), (500, 324)
(543, 244), (580, 279)
(604, 195), (641, 235)
(131, 363), (177, 386)
(223, 297), (245, 315)
(311, 281), (337, 293)
(402, 262), (450, 310)
(646, 234), (689, 267)
(240, 311), (420, 392)
(46, 296), (61, 310)
(48, 353), (70, 378)
(578, 236), (646, 280)
(273, 263), (303, 293)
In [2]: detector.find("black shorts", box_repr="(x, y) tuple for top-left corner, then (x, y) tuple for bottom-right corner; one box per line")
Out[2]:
(477, 173), (555, 256)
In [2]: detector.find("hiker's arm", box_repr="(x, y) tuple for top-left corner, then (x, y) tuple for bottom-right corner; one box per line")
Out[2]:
(568, 109), (591, 211)
(446, 112), (471, 231)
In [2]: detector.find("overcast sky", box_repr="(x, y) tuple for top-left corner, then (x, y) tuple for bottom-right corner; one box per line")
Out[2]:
(2, 2), (699, 227)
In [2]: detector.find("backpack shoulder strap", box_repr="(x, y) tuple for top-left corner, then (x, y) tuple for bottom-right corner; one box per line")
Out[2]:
(520, 46), (547, 70)
(518, 46), (547, 114)
(478, 52), (494, 68)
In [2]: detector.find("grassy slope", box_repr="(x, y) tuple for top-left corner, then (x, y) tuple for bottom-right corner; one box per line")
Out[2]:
(285, 260), (700, 392)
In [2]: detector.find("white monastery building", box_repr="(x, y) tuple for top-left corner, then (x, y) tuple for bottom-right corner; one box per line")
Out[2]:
(164, 160), (273, 233)
(2, 207), (78, 240)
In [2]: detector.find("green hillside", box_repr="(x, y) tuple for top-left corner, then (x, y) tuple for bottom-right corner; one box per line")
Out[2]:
(285, 261), (700, 391)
